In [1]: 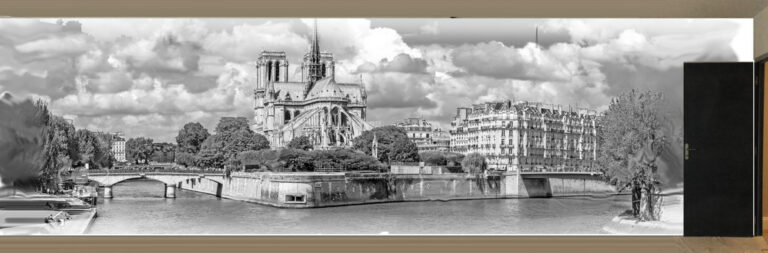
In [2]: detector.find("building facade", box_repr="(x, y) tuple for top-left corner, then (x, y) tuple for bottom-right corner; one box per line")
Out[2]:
(394, 117), (451, 152)
(111, 132), (126, 163)
(450, 100), (599, 172)
(252, 22), (373, 149)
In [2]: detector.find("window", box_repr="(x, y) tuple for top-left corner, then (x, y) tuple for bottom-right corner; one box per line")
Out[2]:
(285, 195), (306, 203)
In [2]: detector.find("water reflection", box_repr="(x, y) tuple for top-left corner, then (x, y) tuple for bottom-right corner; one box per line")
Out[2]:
(88, 179), (630, 235)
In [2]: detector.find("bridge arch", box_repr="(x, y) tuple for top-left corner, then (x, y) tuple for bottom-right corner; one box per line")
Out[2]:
(87, 172), (226, 199)
(89, 174), (224, 187)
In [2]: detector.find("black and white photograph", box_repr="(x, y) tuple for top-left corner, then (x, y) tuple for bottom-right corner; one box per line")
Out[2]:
(0, 18), (753, 235)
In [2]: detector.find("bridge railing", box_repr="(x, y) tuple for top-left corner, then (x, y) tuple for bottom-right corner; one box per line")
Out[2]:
(87, 168), (224, 175)
(517, 166), (599, 174)
(518, 171), (602, 175)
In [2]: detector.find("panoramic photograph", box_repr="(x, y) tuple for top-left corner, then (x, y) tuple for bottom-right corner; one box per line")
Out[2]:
(0, 18), (752, 235)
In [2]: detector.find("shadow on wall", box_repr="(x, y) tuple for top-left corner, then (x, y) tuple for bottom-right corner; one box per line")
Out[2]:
(522, 178), (552, 198)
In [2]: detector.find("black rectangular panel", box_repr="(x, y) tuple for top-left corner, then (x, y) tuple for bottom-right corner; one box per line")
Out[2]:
(756, 61), (765, 236)
(684, 62), (755, 236)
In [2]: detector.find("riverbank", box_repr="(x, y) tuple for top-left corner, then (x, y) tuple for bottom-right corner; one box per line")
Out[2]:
(174, 171), (615, 208)
(0, 209), (96, 235)
(0, 192), (98, 235)
(601, 188), (684, 235)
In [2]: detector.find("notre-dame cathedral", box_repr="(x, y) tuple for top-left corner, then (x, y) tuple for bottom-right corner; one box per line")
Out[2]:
(251, 22), (373, 149)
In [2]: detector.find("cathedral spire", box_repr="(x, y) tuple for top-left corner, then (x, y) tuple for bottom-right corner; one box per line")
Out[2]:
(305, 19), (324, 97)
(311, 19), (320, 63)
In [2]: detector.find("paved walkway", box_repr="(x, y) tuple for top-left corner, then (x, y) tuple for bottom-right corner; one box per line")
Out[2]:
(602, 191), (684, 235)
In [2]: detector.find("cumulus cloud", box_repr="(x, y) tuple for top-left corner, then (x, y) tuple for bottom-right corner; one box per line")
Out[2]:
(204, 21), (309, 62)
(451, 42), (580, 81)
(364, 72), (436, 109)
(357, 53), (428, 74)
(419, 21), (439, 35)
(0, 18), (750, 143)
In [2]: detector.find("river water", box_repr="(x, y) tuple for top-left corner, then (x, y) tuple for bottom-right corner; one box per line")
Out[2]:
(86, 179), (631, 235)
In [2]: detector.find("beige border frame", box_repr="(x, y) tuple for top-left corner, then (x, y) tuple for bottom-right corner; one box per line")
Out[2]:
(1, 0), (768, 252)
(0, 0), (766, 18)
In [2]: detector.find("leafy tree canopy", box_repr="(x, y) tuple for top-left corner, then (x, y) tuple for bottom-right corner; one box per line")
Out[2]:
(175, 122), (210, 154)
(175, 152), (199, 167)
(235, 148), (382, 172)
(352, 126), (420, 164)
(287, 135), (313, 151)
(150, 142), (176, 163)
(196, 117), (269, 168)
(75, 129), (97, 165)
(0, 98), (50, 187)
(461, 152), (487, 174)
(418, 151), (464, 166)
(126, 137), (154, 165)
(596, 89), (668, 188)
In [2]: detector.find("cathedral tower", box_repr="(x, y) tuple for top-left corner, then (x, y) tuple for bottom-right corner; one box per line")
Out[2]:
(302, 20), (335, 97)
(254, 51), (288, 129)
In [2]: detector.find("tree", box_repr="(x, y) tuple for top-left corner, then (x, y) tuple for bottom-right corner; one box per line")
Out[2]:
(41, 115), (79, 192)
(237, 149), (283, 172)
(391, 137), (420, 162)
(196, 117), (270, 168)
(197, 136), (226, 168)
(461, 153), (487, 174)
(445, 152), (465, 167)
(352, 126), (420, 164)
(0, 97), (50, 190)
(596, 89), (667, 221)
(126, 137), (154, 164)
(287, 135), (313, 151)
(75, 129), (97, 166)
(150, 143), (176, 163)
(279, 148), (314, 171)
(92, 132), (115, 169)
(175, 122), (210, 154)
(215, 117), (250, 134)
(234, 148), (382, 173)
(334, 149), (383, 171)
(420, 151), (448, 166)
(175, 152), (199, 167)
(311, 148), (382, 171)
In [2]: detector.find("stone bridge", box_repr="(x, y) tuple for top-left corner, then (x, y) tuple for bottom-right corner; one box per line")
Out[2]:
(505, 171), (614, 197)
(517, 171), (603, 178)
(86, 170), (226, 198)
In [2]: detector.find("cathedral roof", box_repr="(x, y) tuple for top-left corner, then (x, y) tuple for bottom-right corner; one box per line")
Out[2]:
(337, 83), (365, 104)
(272, 82), (305, 101)
(306, 77), (345, 99)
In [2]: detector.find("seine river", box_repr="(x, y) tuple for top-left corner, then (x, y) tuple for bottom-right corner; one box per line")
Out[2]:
(86, 179), (631, 235)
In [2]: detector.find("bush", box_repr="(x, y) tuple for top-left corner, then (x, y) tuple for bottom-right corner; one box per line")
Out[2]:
(420, 151), (465, 167)
(287, 136), (313, 151)
(175, 152), (199, 167)
(279, 148), (314, 171)
(312, 148), (383, 171)
(445, 152), (465, 167)
(420, 151), (447, 166)
(237, 149), (281, 171)
(234, 148), (384, 173)
(352, 126), (420, 164)
(461, 152), (487, 174)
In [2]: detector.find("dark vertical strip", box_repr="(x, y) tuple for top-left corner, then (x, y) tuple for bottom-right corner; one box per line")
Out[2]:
(757, 60), (765, 236)
(275, 62), (281, 82)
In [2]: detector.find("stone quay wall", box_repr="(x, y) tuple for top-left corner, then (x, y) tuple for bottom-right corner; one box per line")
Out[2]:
(178, 171), (616, 208)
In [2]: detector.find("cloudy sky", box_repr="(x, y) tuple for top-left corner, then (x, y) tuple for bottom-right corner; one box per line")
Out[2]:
(0, 18), (752, 143)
